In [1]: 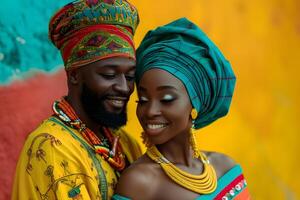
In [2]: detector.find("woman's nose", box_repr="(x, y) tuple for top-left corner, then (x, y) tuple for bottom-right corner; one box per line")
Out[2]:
(145, 101), (162, 118)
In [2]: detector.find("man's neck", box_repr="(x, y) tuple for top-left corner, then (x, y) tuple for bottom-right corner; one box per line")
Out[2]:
(65, 95), (101, 135)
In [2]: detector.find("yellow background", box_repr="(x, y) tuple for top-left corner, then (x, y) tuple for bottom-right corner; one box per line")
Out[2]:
(123, 0), (300, 199)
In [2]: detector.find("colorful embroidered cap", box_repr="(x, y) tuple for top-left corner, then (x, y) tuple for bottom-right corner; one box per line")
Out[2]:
(49, 0), (139, 70)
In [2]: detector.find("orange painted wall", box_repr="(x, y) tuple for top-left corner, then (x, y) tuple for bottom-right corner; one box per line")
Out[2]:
(123, 0), (300, 199)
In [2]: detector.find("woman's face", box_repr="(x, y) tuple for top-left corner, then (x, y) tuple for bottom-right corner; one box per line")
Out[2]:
(136, 68), (193, 145)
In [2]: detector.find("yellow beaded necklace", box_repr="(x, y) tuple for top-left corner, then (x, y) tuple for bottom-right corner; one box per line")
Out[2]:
(146, 145), (217, 194)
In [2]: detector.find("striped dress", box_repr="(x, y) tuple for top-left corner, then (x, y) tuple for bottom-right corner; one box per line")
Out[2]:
(112, 165), (251, 200)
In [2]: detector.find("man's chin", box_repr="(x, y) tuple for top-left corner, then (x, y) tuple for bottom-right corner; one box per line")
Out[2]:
(88, 108), (128, 129)
(103, 107), (124, 115)
(80, 86), (128, 128)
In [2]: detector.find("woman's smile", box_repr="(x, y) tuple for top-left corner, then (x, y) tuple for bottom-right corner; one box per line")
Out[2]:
(144, 122), (169, 136)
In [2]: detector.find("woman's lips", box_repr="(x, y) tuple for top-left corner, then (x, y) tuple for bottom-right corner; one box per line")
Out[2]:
(144, 123), (168, 136)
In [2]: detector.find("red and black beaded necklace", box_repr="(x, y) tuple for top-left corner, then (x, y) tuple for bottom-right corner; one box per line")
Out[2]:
(52, 98), (125, 171)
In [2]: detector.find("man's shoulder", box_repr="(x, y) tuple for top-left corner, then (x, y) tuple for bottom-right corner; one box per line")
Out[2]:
(19, 117), (93, 172)
(28, 116), (77, 141)
(24, 116), (85, 157)
(13, 117), (100, 200)
(116, 128), (144, 163)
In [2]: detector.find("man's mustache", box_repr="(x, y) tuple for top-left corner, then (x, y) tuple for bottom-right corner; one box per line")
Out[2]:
(100, 93), (130, 101)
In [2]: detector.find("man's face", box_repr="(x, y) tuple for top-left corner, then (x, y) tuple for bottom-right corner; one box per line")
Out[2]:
(78, 57), (136, 128)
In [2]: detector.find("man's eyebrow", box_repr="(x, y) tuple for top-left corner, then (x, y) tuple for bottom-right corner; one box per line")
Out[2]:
(96, 64), (118, 68)
(96, 65), (136, 70)
(127, 66), (136, 70)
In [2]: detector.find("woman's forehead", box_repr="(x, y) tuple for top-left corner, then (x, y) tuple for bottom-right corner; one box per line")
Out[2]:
(138, 68), (186, 91)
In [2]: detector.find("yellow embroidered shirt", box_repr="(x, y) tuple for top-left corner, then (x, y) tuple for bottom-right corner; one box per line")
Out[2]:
(12, 116), (142, 200)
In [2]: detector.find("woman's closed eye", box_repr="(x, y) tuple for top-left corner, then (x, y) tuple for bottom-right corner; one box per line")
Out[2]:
(161, 94), (176, 103)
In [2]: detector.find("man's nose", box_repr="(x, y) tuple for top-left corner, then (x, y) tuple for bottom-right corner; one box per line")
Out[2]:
(113, 74), (130, 94)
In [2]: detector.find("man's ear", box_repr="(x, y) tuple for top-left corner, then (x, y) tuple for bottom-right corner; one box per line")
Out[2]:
(67, 69), (80, 85)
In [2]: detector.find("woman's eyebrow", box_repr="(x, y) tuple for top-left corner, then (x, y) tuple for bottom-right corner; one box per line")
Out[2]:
(138, 85), (178, 91)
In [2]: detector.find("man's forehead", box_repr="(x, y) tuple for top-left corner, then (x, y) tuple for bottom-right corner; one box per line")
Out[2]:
(85, 57), (136, 70)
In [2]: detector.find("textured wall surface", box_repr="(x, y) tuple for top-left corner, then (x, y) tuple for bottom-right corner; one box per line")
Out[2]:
(0, 0), (70, 84)
(0, 71), (67, 200)
(0, 0), (299, 199)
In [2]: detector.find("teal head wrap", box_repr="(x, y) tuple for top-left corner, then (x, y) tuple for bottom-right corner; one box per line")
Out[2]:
(136, 18), (236, 129)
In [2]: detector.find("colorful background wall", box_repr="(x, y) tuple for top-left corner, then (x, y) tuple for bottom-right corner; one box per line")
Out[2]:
(0, 0), (299, 199)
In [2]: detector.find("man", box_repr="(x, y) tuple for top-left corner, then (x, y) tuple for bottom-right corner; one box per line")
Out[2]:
(12, 0), (141, 199)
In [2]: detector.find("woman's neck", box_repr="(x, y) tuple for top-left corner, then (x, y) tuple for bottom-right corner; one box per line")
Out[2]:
(156, 131), (194, 167)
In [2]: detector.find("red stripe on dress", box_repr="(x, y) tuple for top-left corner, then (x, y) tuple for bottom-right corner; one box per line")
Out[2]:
(214, 174), (245, 200)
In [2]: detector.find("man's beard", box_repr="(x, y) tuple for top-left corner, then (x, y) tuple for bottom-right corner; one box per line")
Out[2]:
(81, 84), (128, 129)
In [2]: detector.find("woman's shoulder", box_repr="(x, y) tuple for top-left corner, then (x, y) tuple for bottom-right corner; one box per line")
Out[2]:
(115, 154), (161, 199)
(121, 154), (158, 180)
(203, 151), (237, 178)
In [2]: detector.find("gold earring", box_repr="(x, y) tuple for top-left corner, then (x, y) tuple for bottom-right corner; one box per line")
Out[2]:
(191, 108), (198, 120)
(190, 130), (200, 158)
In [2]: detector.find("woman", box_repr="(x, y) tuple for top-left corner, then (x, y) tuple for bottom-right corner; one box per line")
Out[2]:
(113, 18), (251, 200)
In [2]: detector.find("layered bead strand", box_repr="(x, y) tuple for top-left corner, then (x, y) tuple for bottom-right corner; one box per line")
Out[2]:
(147, 145), (217, 194)
(53, 98), (125, 171)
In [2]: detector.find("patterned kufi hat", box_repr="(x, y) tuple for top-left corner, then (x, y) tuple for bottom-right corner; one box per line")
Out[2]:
(49, 0), (139, 70)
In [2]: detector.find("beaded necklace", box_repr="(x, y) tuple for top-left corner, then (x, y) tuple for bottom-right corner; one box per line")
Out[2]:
(147, 145), (217, 194)
(53, 98), (125, 171)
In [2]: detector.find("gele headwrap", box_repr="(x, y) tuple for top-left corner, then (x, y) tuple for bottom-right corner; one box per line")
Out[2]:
(136, 18), (236, 129)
